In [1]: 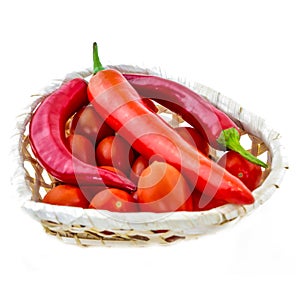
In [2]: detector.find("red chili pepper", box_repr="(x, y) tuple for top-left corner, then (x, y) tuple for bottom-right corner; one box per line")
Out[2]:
(29, 78), (136, 192)
(123, 73), (268, 168)
(87, 43), (254, 205)
(141, 97), (158, 113)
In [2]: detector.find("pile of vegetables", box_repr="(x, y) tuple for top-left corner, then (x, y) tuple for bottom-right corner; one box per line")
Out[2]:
(29, 43), (266, 212)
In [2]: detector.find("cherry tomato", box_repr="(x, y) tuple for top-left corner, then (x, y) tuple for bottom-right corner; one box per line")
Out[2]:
(191, 189), (226, 211)
(130, 156), (149, 183)
(42, 185), (90, 208)
(79, 185), (107, 202)
(137, 161), (192, 212)
(70, 105), (114, 143)
(66, 134), (95, 165)
(178, 195), (193, 211)
(175, 126), (209, 156)
(89, 188), (138, 212)
(100, 166), (127, 177)
(217, 150), (262, 191)
(96, 135), (135, 174)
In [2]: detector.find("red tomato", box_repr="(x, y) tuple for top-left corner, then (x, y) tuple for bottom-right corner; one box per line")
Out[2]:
(137, 161), (192, 212)
(130, 156), (149, 183)
(66, 134), (95, 165)
(79, 185), (107, 202)
(42, 185), (90, 208)
(95, 135), (135, 174)
(175, 126), (209, 156)
(191, 189), (226, 211)
(100, 165), (127, 177)
(70, 105), (114, 143)
(89, 188), (138, 212)
(217, 151), (263, 191)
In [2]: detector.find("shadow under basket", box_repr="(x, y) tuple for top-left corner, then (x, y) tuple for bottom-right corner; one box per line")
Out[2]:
(16, 65), (288, 247)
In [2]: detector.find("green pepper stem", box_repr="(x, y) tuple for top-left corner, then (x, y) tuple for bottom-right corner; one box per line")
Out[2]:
(93, 42), (105, 74)
(217, 128), (268, 168)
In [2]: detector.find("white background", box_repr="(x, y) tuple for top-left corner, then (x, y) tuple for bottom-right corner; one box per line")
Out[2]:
(1, 0), (299, 299)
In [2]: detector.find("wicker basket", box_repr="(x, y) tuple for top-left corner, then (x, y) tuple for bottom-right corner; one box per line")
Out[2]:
(15, 65), (288, 246)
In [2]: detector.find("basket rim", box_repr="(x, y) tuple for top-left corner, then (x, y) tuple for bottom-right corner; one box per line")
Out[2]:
(17, 64), (288, 232)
